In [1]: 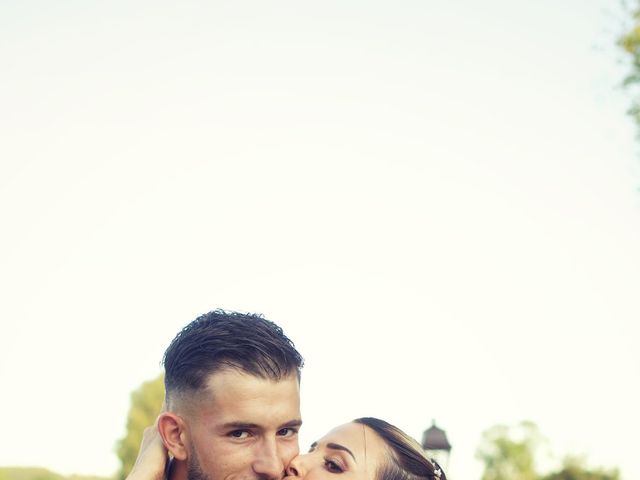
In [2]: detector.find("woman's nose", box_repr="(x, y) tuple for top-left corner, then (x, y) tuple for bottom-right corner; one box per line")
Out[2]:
(286, 455), (305, 477)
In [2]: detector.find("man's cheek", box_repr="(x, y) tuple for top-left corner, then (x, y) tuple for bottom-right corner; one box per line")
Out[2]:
(282, 442), (300, 466)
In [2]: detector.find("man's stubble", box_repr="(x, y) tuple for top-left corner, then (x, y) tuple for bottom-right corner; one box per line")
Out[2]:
(187, 448), (210, 480)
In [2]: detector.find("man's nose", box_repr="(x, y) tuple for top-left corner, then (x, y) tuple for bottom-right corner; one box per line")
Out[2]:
(253, 440), (285, 480)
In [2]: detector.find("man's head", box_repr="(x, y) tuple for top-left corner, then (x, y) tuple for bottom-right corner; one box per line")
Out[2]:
(158, 310), (304, 480)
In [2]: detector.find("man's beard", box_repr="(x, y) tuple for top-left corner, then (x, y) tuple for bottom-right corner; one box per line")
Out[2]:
(187, 448), (211, 480)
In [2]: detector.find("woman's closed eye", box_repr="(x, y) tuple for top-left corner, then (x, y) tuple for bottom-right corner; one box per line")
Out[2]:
(324, 458), (345, 473)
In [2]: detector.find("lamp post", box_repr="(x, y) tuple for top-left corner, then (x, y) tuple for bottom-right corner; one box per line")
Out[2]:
(421, 420), (452, 473)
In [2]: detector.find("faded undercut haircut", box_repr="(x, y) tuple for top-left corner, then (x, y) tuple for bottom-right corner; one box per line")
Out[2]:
(354, 417), (447, 480)
(163, 309), (304, 406)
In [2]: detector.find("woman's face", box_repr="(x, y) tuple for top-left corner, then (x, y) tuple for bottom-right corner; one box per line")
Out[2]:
(284, 422), (388, 480)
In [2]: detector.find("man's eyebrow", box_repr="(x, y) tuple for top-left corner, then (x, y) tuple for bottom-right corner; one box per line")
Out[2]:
(221, 421), (260, 430)
(221, 419), (303, 430)
(281, 419), (303, 429)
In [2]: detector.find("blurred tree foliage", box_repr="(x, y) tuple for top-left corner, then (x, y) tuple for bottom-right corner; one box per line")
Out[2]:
(620, 2), (640, 128)
(475, 420), (543, 480)
(115, 374), (165, 480)
(0, 468), (108, 480)
(0, 467), (64, 480)
(476, 422), (620, 480)
(541, 457), (620, 480)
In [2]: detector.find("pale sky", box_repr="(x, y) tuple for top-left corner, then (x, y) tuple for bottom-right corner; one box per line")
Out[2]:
(1, 2), (639, 480)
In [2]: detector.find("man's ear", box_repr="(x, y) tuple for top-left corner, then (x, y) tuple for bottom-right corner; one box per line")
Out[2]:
(157, 412), (189, 461)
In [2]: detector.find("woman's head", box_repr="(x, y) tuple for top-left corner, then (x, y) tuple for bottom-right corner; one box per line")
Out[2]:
(354, 418), (445, 480)
(285, 417), (445, 480)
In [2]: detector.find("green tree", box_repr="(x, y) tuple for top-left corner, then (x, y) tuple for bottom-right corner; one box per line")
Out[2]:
(475, 420), (545, 480)
(543, 457), (620, 480)
(115, 374), (165, 480)
(620, 2), (640, 129)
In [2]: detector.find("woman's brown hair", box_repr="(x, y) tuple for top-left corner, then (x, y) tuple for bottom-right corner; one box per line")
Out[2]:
(354, 417), (446, 480)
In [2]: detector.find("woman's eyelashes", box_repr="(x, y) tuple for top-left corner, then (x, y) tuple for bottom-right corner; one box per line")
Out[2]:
(323, 458), (345, 473)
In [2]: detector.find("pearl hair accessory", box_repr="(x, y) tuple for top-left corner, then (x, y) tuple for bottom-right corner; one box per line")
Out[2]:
(430, 459), (442, 479)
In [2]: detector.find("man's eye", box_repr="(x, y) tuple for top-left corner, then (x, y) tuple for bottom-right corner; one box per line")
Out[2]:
(229, 430), (250, 439)
(324, 459), (344, 473)
(277, 427), (298, 437)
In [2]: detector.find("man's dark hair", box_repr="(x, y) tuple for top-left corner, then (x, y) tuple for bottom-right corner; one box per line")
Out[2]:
(162, 309), (304, 404)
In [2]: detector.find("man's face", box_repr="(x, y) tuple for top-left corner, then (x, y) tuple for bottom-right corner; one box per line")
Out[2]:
(184, 368), (301, 480)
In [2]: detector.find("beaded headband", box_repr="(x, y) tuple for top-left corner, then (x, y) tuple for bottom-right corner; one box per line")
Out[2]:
(430, 459), (442, 479)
